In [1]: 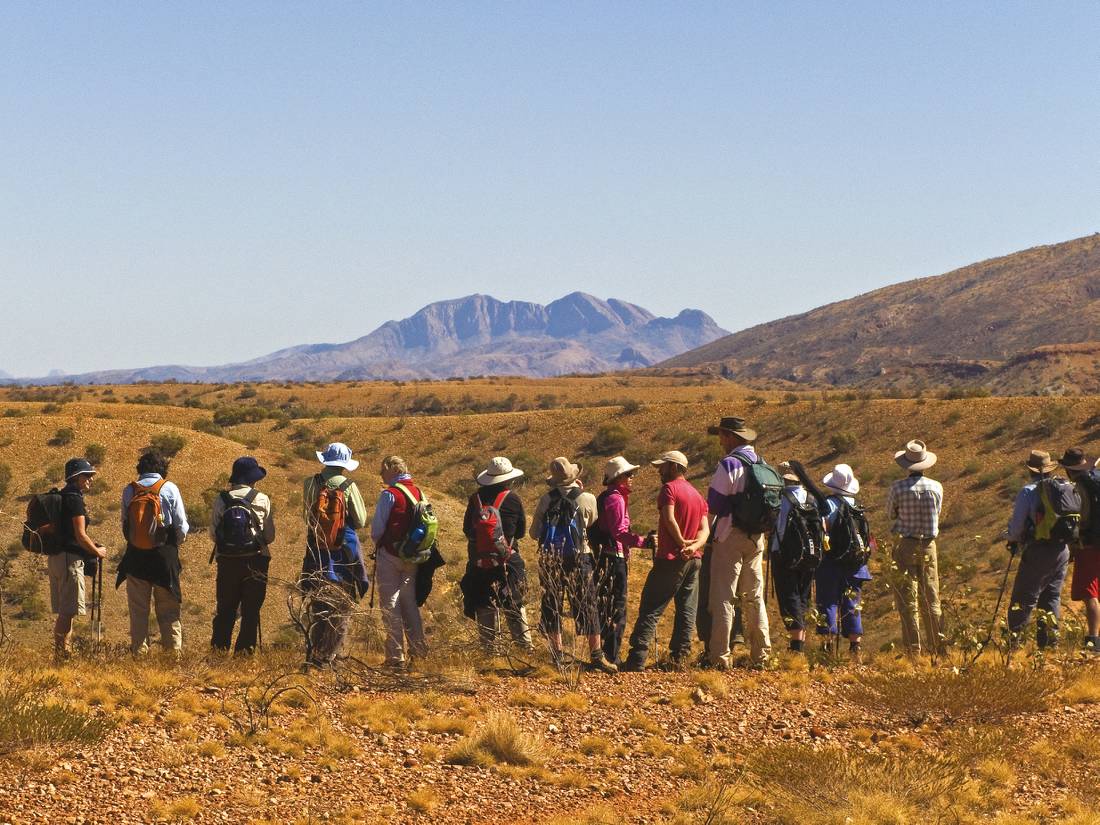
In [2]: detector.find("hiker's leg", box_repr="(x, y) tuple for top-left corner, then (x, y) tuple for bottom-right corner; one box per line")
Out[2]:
(399, 561), (426, 660)
(308, 595), (338, 664)
(604, 557), (628, 661)
(1007, 546), (1045, 640)
(506, 606), (534, 649)
(625, 562), (679, 668)
(732, 604), (744, 646)
(235, 556), (269, 654)
(696, 543), (713, 657)
(211, 558), (242, 651)
(736, 532), (771, 665)
(475, 607), (499, 649)
(891, 538), (922, 654)
(1070, 546), (1100, 639)
(570, 556), (601, 654)
(670, 558), (701, 661)
(815, 562), (840, 643)
(49, 552), (84, 654)
(376, 550), (408, 663)
(773, 560), (804, 649)
(152, 584), (182, 653)
(538, 555), (565, 647)
(1086, 598), (1100, 640)
(126, 576), (153, 655)
(839, 579), (864, 639)
(917, 539), (945, 654)
(1035, 546), (1070, 648)
(708, 532), (742, 666)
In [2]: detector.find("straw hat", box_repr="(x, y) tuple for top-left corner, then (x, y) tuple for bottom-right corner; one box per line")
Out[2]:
(707, 416), (757, 442)
(894, 440), (937, 471)
(1024, 450), (1057, 474)
(822, 464), (860, 496)
(650, 450), (688, 469)
(477, 456), (525, 486)
(603, 456), (640, 484)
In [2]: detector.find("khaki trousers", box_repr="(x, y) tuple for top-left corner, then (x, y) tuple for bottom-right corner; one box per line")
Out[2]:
(376, 549), (427, 663)
(709, 529), (771, 665)
(126, 577), (182, 654)
(891, 537), (944, 654)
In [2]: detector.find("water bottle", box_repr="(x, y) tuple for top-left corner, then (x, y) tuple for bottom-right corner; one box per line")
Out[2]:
(408, 522), (426, 549)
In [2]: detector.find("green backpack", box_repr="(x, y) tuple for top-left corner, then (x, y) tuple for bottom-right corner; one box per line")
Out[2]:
(729, 455), (784, 535)
(392, 483), (438, 564)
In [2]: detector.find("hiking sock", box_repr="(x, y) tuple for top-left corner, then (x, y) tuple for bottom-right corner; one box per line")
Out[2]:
(789, 639), (804, 653)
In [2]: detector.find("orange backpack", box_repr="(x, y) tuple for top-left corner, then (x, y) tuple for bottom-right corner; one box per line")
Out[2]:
(309, 475), (354, 551)
(127, 478), (168, 550)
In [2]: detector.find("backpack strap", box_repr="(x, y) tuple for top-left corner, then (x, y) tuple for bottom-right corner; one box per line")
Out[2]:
(392, 482), (421, 505)
(336, 478), (354, 493)
(492, 490), (510, 510)
(243, 488), (259, 505)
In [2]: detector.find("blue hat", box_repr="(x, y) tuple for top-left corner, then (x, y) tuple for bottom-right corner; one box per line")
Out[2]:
(230, 456), (267, 485)
(316, 442), (359, 472)
(64, 458), (97, 481)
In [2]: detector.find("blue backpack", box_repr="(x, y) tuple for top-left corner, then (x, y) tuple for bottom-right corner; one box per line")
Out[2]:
(539, 488), (584, 569)
(215, 489), (263, 557)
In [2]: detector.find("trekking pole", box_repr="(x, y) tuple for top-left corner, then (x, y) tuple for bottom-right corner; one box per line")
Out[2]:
(95, 561), (104, 642)
(964, 547), (1015, 669)
(368, 554), (378, 610)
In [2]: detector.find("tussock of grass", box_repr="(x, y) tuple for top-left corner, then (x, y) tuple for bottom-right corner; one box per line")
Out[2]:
(407, 788), (439, 813)
(509, 689), (588, 712)
(1062, 668), (1100, 705)
(445, 711), (548, 767)
(0, 673), (115, 751)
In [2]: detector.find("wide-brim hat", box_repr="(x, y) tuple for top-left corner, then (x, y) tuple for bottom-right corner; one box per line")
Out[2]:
(776, 461), (800, 483)
(230, 456), (267, 485)
(477, 456), (525, 486)
(603, 456), (640, 485)
(1058, 447), (1091, 472)
(64, 458), (97, 481)
(894, 439), (937, 471)
(651, 450), (689, 469)
(707, 416), (757, 442)
(822, 463), (860, 496)
(1025, 449), (1057, 474)
(316, 442), (359, 472)
(546, 456), (582, 486)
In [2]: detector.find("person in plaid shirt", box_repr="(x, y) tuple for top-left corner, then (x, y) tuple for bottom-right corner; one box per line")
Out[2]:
(886, 440), (945, 657)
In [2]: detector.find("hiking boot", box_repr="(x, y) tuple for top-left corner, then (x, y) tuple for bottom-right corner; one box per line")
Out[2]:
(619, 658), (646, 673)
(1082, 636), (1100, 655)
(849, 643), (863, 665)
(588, 651), (619, 674)
(382, 658), (407, 671)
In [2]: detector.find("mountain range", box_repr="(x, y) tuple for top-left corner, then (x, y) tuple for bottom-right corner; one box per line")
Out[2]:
(661, 233), (1100, 395)
(17, 293), (728, 384)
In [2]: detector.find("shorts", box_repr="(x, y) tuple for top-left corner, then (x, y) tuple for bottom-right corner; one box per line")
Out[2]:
(48, 552), (86, 616)
(1071, 546), (1100, 601)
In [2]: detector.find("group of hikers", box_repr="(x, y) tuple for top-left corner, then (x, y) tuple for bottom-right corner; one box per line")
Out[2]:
(22, 414), (1100, 669)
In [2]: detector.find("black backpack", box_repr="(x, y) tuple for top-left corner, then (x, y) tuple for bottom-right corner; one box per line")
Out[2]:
(1033, 477), (1082, 543)
(1078, 471), (1100, 544)
(215, 489), (263, 556)
(729, 454), (784, 535)
(826, 497), (871, 569)
(777, 490), (824, 572)
(22, 489), (65, 555)
(587, 489), (613, 553)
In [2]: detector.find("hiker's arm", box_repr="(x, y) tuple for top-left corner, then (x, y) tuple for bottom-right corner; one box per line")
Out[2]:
(346, 484), (369, 529)
(370, 490), (395, 544)
(529, 496), (547, 545)
(885, 485), (898, 521)
(1006, 489), (1032, 544)
(659, 502), (686, 549)
(706, 459), (739, 516)
(210, 493), (225, 535)
(72, 515), (105, 558)
(167, 484), (189, 545)
(683, 512), (710, 556)
(120, 486), (130, 538)
(261, 498), (276, 545)
(606, 494), (642, 549)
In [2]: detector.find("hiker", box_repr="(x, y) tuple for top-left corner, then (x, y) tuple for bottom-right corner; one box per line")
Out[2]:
(116, 450), (190, 656)
(1005, 450), (1079, 649)
(769, 461), (825, 654)
(886, 440), (945, 657)
(47, 458), (107, 657)
(705, 417), (775, 669)
(621, 451), (709, 671)
(210, 456), (275, 655)
(815, 464), (872, 662)
(460, 457), (534, 651)
(301, 443), (370, 669)
(591, 456), (653, 664)
(370, 455), (431, 669)
(1059, 449), (1100, 653)
(697, 546), (745, 662)
(531, 457), (617, 673)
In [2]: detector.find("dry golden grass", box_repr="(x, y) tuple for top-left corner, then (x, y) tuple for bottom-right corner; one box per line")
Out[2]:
(445, 711), (549, 767)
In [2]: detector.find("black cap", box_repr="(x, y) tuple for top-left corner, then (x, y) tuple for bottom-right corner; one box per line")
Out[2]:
(229, 456), (267, 485)
(64, 458), (97, 481)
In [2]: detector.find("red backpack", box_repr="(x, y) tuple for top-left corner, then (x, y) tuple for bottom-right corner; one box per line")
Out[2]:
(473, 490), (514, 568)
(309, 475), (354, 551)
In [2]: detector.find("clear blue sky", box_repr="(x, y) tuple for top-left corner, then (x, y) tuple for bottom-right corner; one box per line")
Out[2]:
(2, 3), (1098, 377)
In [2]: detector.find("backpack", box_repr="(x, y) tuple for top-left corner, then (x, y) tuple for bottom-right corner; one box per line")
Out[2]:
(776, 490), (824, 572)
(825, 497), (872, 569)
(729, 454), (784, 535)
(215, 489), (263, 556)
(391, 483), (438, 565)
(1078, 471), (1100, 544)
(587, 489), (613, 553)
(1034, 476), (1082, 543)
(309, 475), (354, 551)
(21, 489), (64, 555)
(126, 478), (168, 550)
(473, 490), (514, 569)
(539, 487), (584, 569)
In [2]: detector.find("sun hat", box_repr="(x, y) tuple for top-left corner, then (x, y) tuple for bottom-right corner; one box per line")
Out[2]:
(230, 456), (267, 485)
(316, 442), (359, 472)
(64, 458), (97, 481)
(894, 439), (937, 471)
(1057, 447), (1091, 472)
(822, 464), (860, 496)
(650, 450), (689, 469)
(707, 416), (757, 442)
(546, 456), (582, 486)
(603, 456), (640, 485)
(1025, 449), (1057, 474)
(477, 456), (525, 486)
(776, 461), (800, 483)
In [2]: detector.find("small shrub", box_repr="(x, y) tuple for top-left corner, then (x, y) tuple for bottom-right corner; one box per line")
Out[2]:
(48, 427), (75, 447)
(0, 461), (11, 499)
(620, 399), (643, 415)
(192, 418), (223, 436)
(828, 431), (857, 457)
(587, 423), (631, 455)
(148, 432), (186, 458)
(83, 443), (107, 465)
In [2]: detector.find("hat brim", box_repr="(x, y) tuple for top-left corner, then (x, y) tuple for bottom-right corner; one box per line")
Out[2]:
(650, 458), (687, 468)
(708, 425), (757, 441)
(231, 467), (267, 485)
(1059, 458), (1091, 471)
(894, 450), (937, 471)
(781, 473), (800, 483)
(546, 466), (582, 486)
(604, 463), (640, 484)
(1025, 460), (1058, 474)
(824, 479), (860, 496)
(65, 470), (97, 481)
(477, 468), (524, 486)
(317, 452), (360, 472)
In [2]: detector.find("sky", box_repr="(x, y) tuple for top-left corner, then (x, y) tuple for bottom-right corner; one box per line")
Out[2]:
(1, 3), (1098, 377)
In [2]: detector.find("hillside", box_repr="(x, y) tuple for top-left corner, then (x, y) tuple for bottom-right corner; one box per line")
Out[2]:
(662, 234), (1100, 394)
(13, 294), (728, 384)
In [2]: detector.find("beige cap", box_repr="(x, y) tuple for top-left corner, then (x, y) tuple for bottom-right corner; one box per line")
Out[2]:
(650, 450), (688, 469)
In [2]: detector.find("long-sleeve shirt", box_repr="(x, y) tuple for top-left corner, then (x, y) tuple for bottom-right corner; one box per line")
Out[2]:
(211, 484), (276, 556)
(707, 445), (759, 543)
(370, 473), (413, 544)
(886, 474), (943, 539)
(120, 473), (189, 545)
(600, 485), (645, 558)
(531, 483), (598, 554)
(1007, 482), (1042, 544)
(769, 484), (808, 555)
(303, 468), (368, 529)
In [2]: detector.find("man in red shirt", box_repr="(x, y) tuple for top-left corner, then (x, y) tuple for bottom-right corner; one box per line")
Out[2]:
(621, 451), (710, 671)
